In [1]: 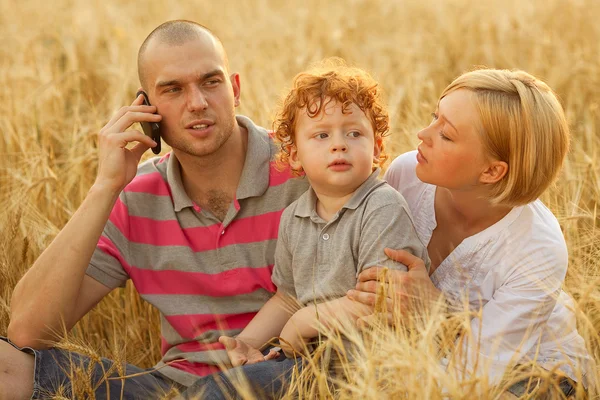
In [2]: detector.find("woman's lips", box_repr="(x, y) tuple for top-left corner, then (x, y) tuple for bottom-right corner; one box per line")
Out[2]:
(417, 148), (427, 164)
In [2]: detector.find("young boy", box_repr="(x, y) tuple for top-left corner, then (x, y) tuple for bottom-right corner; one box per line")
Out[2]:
(220, 59), (429, 365)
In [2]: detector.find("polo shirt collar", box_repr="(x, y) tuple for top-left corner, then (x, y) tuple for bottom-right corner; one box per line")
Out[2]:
(166, 115), (272, 212)
(166, 153), (192, 212)
(235, 115), (272, 200)
(294, 168), (383, 218)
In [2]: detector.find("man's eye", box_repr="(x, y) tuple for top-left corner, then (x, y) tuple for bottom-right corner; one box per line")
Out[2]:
(165, 87), (180, 93)
(205, 79), (220, 86)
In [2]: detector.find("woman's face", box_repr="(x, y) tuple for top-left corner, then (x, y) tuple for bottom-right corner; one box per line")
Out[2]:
(415, 89), (491, 191)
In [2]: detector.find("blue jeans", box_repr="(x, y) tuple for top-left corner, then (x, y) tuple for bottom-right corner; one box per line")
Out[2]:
(507, 375), (577, 397)
(179, 352), (301, 400)
(3, 336), (578, 398)
(3, 336), (299, 399)
(1, 336), (184, 399)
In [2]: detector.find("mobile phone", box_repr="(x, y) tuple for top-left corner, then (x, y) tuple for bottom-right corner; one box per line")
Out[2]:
(136, 90), (161, 154)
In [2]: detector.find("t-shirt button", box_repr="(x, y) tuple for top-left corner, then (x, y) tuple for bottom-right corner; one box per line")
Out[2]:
(322, 233), (330, 241)
(221, 230), (225, 235)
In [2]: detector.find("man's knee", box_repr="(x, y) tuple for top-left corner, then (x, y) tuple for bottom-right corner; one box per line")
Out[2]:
(0, 339), (35, 400)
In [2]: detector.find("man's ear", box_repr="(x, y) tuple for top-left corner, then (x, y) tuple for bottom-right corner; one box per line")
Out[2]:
(372, 137), (383, 163)
(480, 160), (508, 184)
(231, 73), (241, 107)
(289, 144), (303, 172)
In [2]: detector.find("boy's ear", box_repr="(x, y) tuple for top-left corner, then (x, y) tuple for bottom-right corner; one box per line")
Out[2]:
(480, 160), (508, 184)
(372, 137), (383, 163)
(288, 144), (303, 171)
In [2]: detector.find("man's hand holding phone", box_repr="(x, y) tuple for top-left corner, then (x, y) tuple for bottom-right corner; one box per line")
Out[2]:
(94, 93), (162, 195)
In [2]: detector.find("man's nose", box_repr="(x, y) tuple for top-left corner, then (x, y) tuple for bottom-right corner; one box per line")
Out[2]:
(187, 87), (208, 111)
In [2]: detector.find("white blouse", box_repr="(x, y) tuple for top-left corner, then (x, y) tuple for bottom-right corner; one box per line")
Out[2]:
(385, 151), (594, 386)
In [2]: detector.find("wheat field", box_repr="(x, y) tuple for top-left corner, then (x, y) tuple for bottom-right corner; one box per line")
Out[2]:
(0, 0), (599, 398)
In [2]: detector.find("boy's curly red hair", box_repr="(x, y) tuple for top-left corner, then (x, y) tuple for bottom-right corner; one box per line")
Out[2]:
(273, 58), (390, 176)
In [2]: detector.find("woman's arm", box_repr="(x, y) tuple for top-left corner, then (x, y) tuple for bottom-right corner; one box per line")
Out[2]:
(348, 249), (447, 328)
(349, 246), (569, 385)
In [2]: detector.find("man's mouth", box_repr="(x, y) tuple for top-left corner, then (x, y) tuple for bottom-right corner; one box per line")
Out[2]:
(185, 120), (214, 130)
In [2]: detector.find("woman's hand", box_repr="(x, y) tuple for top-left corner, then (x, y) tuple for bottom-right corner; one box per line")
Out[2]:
(347, 248), (443, 325)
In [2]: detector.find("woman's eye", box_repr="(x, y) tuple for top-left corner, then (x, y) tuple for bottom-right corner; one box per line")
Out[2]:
(431, 112), (438, 122)
(439, 131), (452, 141)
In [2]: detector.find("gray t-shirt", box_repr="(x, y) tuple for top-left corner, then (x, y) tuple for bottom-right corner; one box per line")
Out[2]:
(272, 170), (430, 305)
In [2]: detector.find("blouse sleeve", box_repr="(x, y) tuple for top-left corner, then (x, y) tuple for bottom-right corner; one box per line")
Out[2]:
(453, 243), (568, 384)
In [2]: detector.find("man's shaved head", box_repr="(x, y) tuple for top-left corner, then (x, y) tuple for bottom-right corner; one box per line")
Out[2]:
(137, 20), (229, 90)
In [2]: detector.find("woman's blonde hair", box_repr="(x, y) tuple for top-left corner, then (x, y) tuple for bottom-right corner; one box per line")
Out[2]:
(441, 69), (570, 207)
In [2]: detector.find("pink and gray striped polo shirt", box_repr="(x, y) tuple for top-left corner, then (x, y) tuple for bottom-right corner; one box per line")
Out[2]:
(86, 115), (309, 386)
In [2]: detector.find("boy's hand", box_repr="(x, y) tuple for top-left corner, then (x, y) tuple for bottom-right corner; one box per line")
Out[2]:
(218, 336), (279, 367)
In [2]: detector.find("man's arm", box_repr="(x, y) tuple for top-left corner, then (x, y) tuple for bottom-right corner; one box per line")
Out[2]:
(7, 95), (160, 349)
(8, 185), (121, 348)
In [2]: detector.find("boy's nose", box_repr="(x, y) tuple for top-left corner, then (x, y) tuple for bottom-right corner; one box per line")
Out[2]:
(331, 142), (348, 152)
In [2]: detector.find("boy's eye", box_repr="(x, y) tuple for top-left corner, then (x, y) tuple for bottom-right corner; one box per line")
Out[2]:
(348, 131), (361, 138)
(316, 133), (329, 139)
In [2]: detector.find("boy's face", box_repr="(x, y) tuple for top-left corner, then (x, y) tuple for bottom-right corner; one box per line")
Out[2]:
(290, 100), (382, 197)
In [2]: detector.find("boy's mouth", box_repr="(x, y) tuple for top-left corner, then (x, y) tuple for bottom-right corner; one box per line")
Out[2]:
(328, 159), (351, 168)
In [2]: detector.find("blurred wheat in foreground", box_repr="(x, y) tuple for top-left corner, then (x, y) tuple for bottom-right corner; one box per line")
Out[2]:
(0, 0), (598, 399)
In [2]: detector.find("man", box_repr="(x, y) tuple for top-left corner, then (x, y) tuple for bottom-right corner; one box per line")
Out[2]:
(0, 20), (307, 399)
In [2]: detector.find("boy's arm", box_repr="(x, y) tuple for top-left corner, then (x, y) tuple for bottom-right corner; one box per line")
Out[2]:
(220, 206), (301, 366)
(236, 290), (298, 348)
(220, 290), (299, 366)
(280, 296), (370, 356)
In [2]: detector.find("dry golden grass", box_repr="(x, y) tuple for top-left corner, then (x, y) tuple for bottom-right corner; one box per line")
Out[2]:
(0, 0), (599, 398)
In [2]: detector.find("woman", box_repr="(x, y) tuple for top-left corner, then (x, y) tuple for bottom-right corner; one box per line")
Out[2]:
(348, 68), (595, 397)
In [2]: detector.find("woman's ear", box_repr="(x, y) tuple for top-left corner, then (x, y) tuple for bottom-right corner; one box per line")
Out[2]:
(480, 160), (508, 184)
